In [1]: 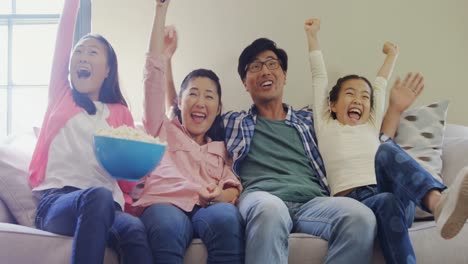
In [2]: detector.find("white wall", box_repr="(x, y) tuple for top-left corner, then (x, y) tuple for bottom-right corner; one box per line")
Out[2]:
(93, 0), (468, 126)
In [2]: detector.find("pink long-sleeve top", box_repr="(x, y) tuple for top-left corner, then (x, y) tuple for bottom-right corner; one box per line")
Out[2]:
(132, 55), (242, 212)
(28, 0), (135, 211)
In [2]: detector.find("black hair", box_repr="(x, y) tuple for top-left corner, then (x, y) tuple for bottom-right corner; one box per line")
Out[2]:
(172, 69), (224, 141)
(237, 38), (288, 81)
(329, 74), (374, 119)
(71, 34), (127, 115)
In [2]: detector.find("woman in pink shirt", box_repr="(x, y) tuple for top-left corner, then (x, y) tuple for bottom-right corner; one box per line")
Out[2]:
(132, 1), (244, 263)
(29, 0), (152, 263)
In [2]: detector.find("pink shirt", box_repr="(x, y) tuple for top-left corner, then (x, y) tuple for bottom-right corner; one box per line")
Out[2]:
(132, 55), (241, 212)
(28, 0), (135, 211)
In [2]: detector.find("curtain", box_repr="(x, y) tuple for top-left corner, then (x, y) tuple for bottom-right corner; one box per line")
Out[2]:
(73, 0), (91, 45)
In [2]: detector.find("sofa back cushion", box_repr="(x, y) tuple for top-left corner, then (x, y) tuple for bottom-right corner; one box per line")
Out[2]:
(0, 131), (38, 227)
(0, 199), (16, 224)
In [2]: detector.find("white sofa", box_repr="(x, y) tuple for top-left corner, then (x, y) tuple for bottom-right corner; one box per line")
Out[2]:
(1, 124), (468, 264)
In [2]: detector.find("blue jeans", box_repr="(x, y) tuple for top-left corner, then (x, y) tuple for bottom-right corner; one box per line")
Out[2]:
(238, 191), (377, 264)
(346, 139), (446, 264)
(141, 203), (244, 264)
(35, 186), (152, 264)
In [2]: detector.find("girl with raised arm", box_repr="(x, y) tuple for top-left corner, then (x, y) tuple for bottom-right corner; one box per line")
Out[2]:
(306, 18), (468, 264)
(29, 0), (152, 263)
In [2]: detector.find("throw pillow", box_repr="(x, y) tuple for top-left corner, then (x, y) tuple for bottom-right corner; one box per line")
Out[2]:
(394, 100), (449, 220)
(0, 132), (38, 227)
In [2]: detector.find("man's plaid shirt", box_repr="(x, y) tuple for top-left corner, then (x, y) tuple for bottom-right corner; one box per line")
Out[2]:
(222, 104), (330, 195)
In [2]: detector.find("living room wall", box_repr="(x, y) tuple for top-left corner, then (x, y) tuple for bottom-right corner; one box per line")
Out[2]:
(92, 0), (468, 126)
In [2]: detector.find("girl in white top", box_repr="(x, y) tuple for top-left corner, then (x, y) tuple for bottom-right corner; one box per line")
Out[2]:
(306, 18), (468, 264)
(29, 0), (152, 263)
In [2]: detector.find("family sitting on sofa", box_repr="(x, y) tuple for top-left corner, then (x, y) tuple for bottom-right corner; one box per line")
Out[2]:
(28, 0), (468, 263)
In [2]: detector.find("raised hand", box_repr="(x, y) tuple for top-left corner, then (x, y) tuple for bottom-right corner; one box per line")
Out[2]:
(388, 72), (424, 113)
(304, 18), (320, 37)
(382, 41), (398, 56)
(304, 18), (321, 51)
(163, 25), (178, 59)
(377, 41), (399, 80)
(157, 0), (170, 6)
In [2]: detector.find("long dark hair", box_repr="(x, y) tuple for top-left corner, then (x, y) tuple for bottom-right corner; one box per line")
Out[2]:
(71, 34), (127, 114)
(172, 69), (224, 141)
(329, 74), (374, 119)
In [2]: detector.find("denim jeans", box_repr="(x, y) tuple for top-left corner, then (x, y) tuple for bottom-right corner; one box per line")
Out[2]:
(141, 202), (244, 264)
(35, 186), (152, 264)
(346, 139), (446, 264)
(238, 191), (377, 264)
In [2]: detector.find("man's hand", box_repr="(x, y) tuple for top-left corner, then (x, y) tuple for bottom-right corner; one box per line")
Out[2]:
(388, 72), (424, 114)
(163, 25), (178, 59)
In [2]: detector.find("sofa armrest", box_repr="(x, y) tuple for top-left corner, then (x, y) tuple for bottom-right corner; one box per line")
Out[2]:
(0, 199), (16, 224)
(442, 136), (468, 186)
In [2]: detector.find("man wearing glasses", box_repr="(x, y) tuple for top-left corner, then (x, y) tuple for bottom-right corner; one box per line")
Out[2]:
(222, 38), (377, 263)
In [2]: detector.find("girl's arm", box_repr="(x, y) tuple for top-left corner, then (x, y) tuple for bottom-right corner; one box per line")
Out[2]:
(380, 73), (424, 138)
(48, 0), (80, 106)
(143, 0), (169, 137)
(305, 18), (328, 129)
(377, 42), (398, 80)
(374, 42), (398, 126)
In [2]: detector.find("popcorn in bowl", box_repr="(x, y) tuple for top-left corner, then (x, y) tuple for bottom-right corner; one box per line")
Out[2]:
(95, 125), (165, 145)
(93, 126), (166, 181)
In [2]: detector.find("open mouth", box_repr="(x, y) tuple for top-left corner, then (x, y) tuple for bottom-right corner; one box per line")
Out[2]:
(261, 80), (273, 88)
(348, 108), (362, 121)
(77, 69), (91, 79)
(191, 112), (206, 123)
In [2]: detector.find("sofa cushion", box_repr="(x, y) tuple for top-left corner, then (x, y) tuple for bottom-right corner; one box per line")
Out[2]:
(408, 221), (468, 264)
(0, 223), (118, 264)
(0, 131), (38, 227)
(394, 100), (449, 220)
(0, 199), (16, 224)
(182, 234), (329, 264)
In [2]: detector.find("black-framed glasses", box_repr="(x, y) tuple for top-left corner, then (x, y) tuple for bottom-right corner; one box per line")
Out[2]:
(245, 59), (281, 73)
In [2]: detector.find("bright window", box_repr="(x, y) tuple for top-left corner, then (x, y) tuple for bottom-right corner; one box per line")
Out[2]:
(12, 24), (57, 85)
(15, 0), (64, 15)
(0, 0), (63, 141)
(0, 1), (12, 15)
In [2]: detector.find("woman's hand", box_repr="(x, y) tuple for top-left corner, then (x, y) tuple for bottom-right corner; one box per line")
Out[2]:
(198, 183), (222, 207)
(163, 25), (178, 59)
(156, 0), (170, 6)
